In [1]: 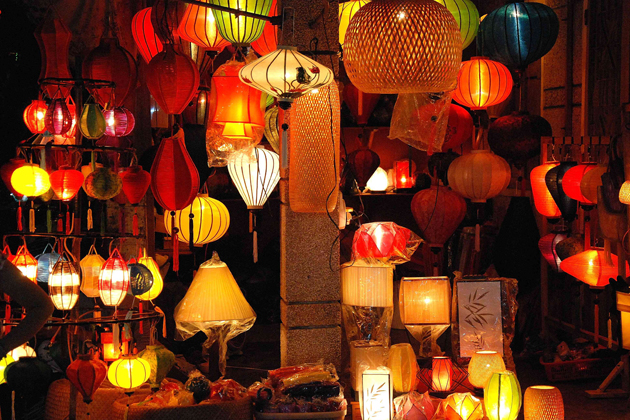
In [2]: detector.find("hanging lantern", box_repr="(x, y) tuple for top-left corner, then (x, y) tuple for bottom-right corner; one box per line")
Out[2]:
(0, 356), (14, 386)
(562, 163), (596, 204)
(178, 2), (230, 52)
(560, 249), (627, 288)
(239, 47), (334, 108)
(580, 164), (607, 204)
(289, 84), (340, 213)
(83, 37), (137, 108)
(137, 345), (176, 391)
(339, 1), (370, 46)
(36, 244), (60, 283)
(11, 245), (38, 283)
(99, 248), (130, 307)
(151, 0), (187, 44)
(84, 167), (123, 200)
(34, 11), (72, 98)
(448, 150), (511, 202)
(442, 104), (473, 151)
(101, 331), (130, 362)
(132, 7), (164, 64)
(251, 0), (278, 55)
(208, 0), (273, 46)
(5, 357), (52, 397)
(62, 96), (78, 141)
(434, 0), (479, 49)
(137, 249), (164, 301)
(164, 194), (230, 246)
(387, 343), (418, 393)
(352, 221), (422, 264)
(411, 186), (466, 250)
(478, 2), (559, 71)
(49, 166), (84, 201)
(80, 245), (105, 298)
(530, 162), (561, 219)
(431, 356), (453, 392)
(11, 165), (51, 198)
(128, 259), (154, 296)
(343, 83), (381, 126)
(346, 147), (381, 190)
(23, 100), (48, 134)
(79, 103), (106, 140)
(1, 158), (27, 198)
(9, 345), (36, 362)
(228, 147), (280, 209)
(147, 44), (200, 115)
(436, 393), (484, 420)
(183, 87), (210, 126)
(484, 371), (521, 420)
(66, 354), (108, 404)
(107, 356), (151, 391)
(104, 107), (135, 137)
(121, 165), (151, 235)
(487, 112), (553, 167)
(538, 231), (568, 273)
(263, 107), (280, 154)
(343, 0), (462, 94)
(524, 386), (564, 420)
(49, 254), (81, 310)
(467, 351), (505, 389)
(620, 181), (630, 204)
(545, 161), (577, 222)
(45, 98), (73, 135)
(452, 57), (513, 110)
(366, 167), (389, 192)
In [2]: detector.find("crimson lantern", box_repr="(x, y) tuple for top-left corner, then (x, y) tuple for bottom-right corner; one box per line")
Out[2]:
(131, 8), (164, 64)
(562, 163), (596, 205)
(411, 186), (466, 250)
(49, 166), (84, 201)
(530, 162), (561, 219)
(560, 249), (628, 288)
(23, 100), (48, 134)
(45, 98), (73, 135)
(442, 103), (473, 151)
(34, 12), (72, 98)
(104, 107), (135, 137)
(352, 222), (422, 265)
(121, 166), (152, 236)
(539, 231), (568, 272)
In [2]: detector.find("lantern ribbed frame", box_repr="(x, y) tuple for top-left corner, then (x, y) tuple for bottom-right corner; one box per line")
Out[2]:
(66, 354), (108, 403)
(434, 0), (479, 49)
(99, 249), (130, 307)
(35, 15), (73, 98)
(251, 0), (278, 55)
(24, 100), (48, 134)
(11, 165), (51, 197)
(484, 371), (522, 420)
(63, 96), (78, 139)
(178, 1), (230, 51)
(108, 356), (151, 391)
(121, 165), (151, 205)
(531, 163), (561, 218)
(239, 46), (334, 104)
(164, 194), (230, 245)
(80, 246), (105, 298)
(49, 257), (81, 310)
(137, 250), (164, 301)
(432, 356), (454, 392)
(208, 0), (273, 46)
(79, 103), (106, 139)
(339, 0), (370, 46)
(45, 98), (73, 135)
(343, 0), (462, 94)
(84, 167), (123, 200)
(150, 0), (186, 44)
(562, 164), (595, 204)
(468, 351), (506, 389)
(447, 150), (511, 203)
(524, 385), (564, 420)
(50, 166), (84, 201)
(289, 84), (340, 213)
(9, 345), (36, 361)
(104, 107), (135, 137)
(137, 345), (176, 390)
(453, 57), (513, 110)
(132, 8), (164, 64)
(580, 164), (606, 204)
(411, 186), (466, 248)
(387, 343), (418, 393)
(560, 249), (626, 288)
(228, 147), (280, 209)
(11, 246), (38, 283)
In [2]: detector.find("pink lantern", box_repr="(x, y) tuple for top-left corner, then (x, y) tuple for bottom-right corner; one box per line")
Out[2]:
(352, 222), (422, 265)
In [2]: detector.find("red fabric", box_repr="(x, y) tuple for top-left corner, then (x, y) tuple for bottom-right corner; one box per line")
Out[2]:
(178, 2), (230, 51)
(562, 164), (596, 204)
(121, 165), (151, 205)
(352, 221), (419, 263)
(50, 166), (84, 201)
(23, 100), (48, 134)
(411, 186), (467, 249)
(442, 103), (473, 151)
(34, 12), (72, 98)
(343, 83), (381, 126)
(104, 107), (135, 137)
(151, 0), (187, 44)
(132, 7), (164, 64)
(66, 355), (108, 403)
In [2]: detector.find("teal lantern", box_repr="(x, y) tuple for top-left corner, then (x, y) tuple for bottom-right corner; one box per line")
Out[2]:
(36, 243), (60, 283)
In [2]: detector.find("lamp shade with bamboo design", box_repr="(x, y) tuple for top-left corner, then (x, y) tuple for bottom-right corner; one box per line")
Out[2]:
(524, 385), (564, 420)
(341, 259), (394, 308)
(484, 371), (521, 420)
(531, 163), (561, 218)
(23, 100), (48, 134)
(431, 356), (453, 392)
(560, 249), (627, 288)
(11, 164), (51, 197)
(361, 368), (393, 420)
(434, 0), (479, 49)
(131, 7), (164, 64)
(178, 1), (230, 52)
(49, 166), (84, 201)
(579, 164), (606, 204)
(387, 343), (418, 393)
(339, 1), (370, 46)
(49, 256), (81, 310)
(228, 147), (280, 209)
(136, 249), (164, 301)
(80, 245), (105, 298)
(164, 194), (230, 246)
(562, 163), (595, 204)
(447, 150), (511, 202)
(399, 277), (451, 325)
(11, 245), (38, 283)
(468, 351), (505, 389)
(251, 0), (278, 56)
(452, 57), (513, 110)
(208, 0), (273, 46)
(343, 0), (462, 94)
(108, 356), (151, 391)
(137, 345), (176, 391)
(99, 248), (129, 306)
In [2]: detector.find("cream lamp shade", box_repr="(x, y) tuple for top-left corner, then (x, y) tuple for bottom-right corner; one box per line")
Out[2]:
(617, 291), (630, 350)
(228, 147), (280, 210)
(467, 350), (505, 388)
(350, 340), (386, 391)
(341, 259), (394, 307)
(361, 368), (393, 420)
(399, 277), (451, 325)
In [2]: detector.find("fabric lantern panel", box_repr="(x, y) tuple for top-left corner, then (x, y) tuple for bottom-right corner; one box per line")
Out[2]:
(352, 222), (422, 265)
(562, 163), (596, 204)
(49, 166), (84, 201)
(411, 186), (466, 249)
(104, 107), (135, 137)
(5, 357), (52, 396)
(23, 100), (48, 134)
(263, 107), (280, 155)
(84, 167), (123, 200)
(442, 103), (473, 151)
(49, 257), (81, 310)
(530, 163), (561, 218)
(580, 164), (607, 204)
(99, 248), (130, 306)
(251, 0), (278, 55)
(66, 354), (108, 403)
(80, 245), (105, 298)
(164, 194), (230, 246)
(453, 57), (513, 110)
(387, 343), (419, 393)
(448, 150), (511, 202)
(228, 147), (280, 209)
(208, 0), (273, 46)
(434, 0), (479, 49)
(34, 12), (72, 98)
(393, 391), (437, 420)
(45, 98), (73, 135)
(132, 7), (164, 64)
(11, 245), (38, 283)
(79, 103), (106, 140)
(150, 0), (187, 44)
(11, 165), (51, 198)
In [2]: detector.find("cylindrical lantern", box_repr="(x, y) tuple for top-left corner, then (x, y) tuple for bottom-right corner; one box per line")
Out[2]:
(545, 162), (577, 222)
(228, 147), (280, 209)
(452, 57), (513, 110)
(11, 165), (51, 197)
(49, 256), (81, 310)
(49, 166), (84, 201)
(34, 15), (72, 98)
(45, 98), (73, 135)
(84, 167), (123, 201)
(431, 356), (453, 392)
(79, 103), (106, 140)
(99, 248), (129, 307)
(399, 277), (451, 325)
(80, 245), (105, 298)
(560, 249), (627, 288)
(344, 0), (462, 94)
(467, 351), (506, 389)
(352, 221), (421, 264)
(448, 150), (511, 202)
(104, 107), (135, 137)
(178, 2), (230, 52)
(411, 186), (466, 249)
(36, 245), (60, 283)
(164, 194), (230, 245)
(580, 164), (607, 204)
(538, 231), (568, 273)
(524, 385), (564, 420)
(350, 341), (386, 391)
(66, 354), (108, 403)
(137, 345), (176, 390)
(562, 164), (595, 204)
(11, 245), (38, 283)
(387, 343), (418, 393)
(132, 7), (164, 64)
(443, 103), (473, 151)
(484, 371), (521, 420)
(434, 0), (479, 49)
(101, 331), (130, 362)
(137, 249), (164, 301)
(107, 356), (151, 391)
(289, 83), (340, 213)
(341, 260), (394, 308)
(23, 100), (48, 134)
(251, 0), (278, 56)
(339, 1), (370, 46)
(531, 163), (561, 218)
(1, 158), (27, 198)
(361, 368), (393, 420)
(208, 0), (273, 46)
(394, 160), (417, 190)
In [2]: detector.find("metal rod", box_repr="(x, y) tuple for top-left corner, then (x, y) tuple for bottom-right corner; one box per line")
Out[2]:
(39, 77), (116, 89)
(17, 143), (136, 154)
(181, 0), (282, 25)
(3, 232), (140, 239)
(2, 312), (163, 327)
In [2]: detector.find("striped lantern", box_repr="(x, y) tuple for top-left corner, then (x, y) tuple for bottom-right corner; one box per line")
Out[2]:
(178, 1), (230, 52)
(164, 194), (230, 246)
(228, 147), (280, 210)
(98, 248), (129, 307)
(49, 166), (84, 201)
(23, 100), (48, 134)
(104, 107), (135, 137)
(66, 354), (108, 403)
(131, 8), (164, 64)
(434, 0), (479, 49)
(11, 245), (38, 283)
(108, 356), (151, 391)
(49, 255), (81, 310)
(84, 167), (123, 200)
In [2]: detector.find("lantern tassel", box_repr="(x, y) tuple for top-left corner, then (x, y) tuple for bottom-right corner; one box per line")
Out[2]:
(57, 214), (63, 233)
(4, 303), (11, 335)
(66, 209), (71, 235)
(172, 213), (179, 272)
(133, 208), (139, 236)
(29, 202), (35, 233)
(139, 302), (143, 335)
(253, 230), (258, 263)
(47, 205), (52, 233)
(87, 201), (93, 231)
(16, 204), (22, 232)
(474, 223), (481, 252)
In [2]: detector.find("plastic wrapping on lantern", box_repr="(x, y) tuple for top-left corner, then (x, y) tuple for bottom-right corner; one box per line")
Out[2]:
(404, 325), (450, 358)
(343, 305), (394, 347)
(394, 391), (436, 420)
(352, 222), (423, 265)
(389, 92), (452, 155)
(350, 341), (387, 391)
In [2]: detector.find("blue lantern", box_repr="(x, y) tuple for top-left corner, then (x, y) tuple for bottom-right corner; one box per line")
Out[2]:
(478, 2), (559, 71)
(35, 244), (60, 283)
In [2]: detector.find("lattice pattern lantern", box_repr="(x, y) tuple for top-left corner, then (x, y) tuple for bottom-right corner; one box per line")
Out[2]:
(99, 248), (129, 307)
(80, 245), (105, 298)
(484, 371), (521, 420)
(11, 245), (38, 283)
(164, 194), (230, 246)
(208, 0), (273, 46)
(524, 386), (564, 420)
(452, 57), (513, 110)
(108, 356), (151, 391)
(132, 8), (164, 64)
(352, 222), (422, 265)
(467, 351), (506, 389)
(49, 252), (81, 311)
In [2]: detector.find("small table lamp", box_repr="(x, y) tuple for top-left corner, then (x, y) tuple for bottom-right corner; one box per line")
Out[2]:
(468, 350), (506, 390)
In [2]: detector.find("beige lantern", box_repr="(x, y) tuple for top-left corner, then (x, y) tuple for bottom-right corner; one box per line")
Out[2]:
(49, 251), (81, 311)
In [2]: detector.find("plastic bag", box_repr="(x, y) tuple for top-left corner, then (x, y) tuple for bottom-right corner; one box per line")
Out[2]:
(210, 379), (248, 401)
(393, 391), (436, 420)
(352, 222), (423, 265)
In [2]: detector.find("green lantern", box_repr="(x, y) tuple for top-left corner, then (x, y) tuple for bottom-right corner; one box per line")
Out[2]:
(434, 0), (479, 49)
(79, 103), (106, 140)
(209, 0), (273, 47)
(137, 345), (176, 390)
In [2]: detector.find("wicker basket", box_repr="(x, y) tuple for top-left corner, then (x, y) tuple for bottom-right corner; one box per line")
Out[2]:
(112, 394), (254, 420)
(255, 410), (347, 420)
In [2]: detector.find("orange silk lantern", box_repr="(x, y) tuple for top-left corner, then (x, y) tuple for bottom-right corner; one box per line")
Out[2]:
(531, 162), (561, 218)
(23, 100), (48, 134)
(447, 150), (511, 202)
(66, 354), (108, 403)
(132, 8), (164, 64)
(11, 245), (38, 283)
(562, 163), (595, 204)
(99, 248), (130, 307)
(431, 356), (453, 392)
(411, 186), (466, 250)
(34, 12), (72, 98)
(251, 0), (278, 56)
(50, 166), (84, 201)
(453, 57), (513, 110)
(560, 249), (628, 288)
(442, 103), (473, 151)
(178, 2), (230, 52)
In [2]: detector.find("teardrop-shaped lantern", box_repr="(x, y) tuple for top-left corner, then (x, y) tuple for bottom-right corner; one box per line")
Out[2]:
(49, 166), (84, 201)
(562, 163), (596, 204)
(121, 166), (151, 204)
(45, 98), (73, 135)
(99, 248), (130, 307)
(164, 194), (230, 246)
(80, 245), (105, 298)
(208, 0), (273, 46)
(530, 162), (561, 219)
(23, 100), (48, 134)
(84, 167), (123, 200)
(580, 164), (607, 205)
(132, 7), (164, 64)
(128, 259), (154, 296)
(539, 231), (568, 272)
(453, 57), (513, 110)
(251, 0), (278, 55)
(343, 83), (381, 126)
(346, 147), (381, 190)
(447, 150), (511, 202)
(560, 249), (627, 288)
(545, 161), (577, 222)
(228, 147), (280, 210)
(178, 2), (230, 52)
(411, 186), (466, 249)
(66, 354), (108, 403)
(49, 255), (81, 310)
(79, 103), (106, 140)
(434, 0), (479, 49)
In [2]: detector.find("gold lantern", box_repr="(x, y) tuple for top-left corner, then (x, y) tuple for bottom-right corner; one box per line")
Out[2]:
(108, 356), (151, 391)
(11, 245), (38, 283)
(49, 252), (81, 311)
(0, 356), (15, 385)
(163, 194), (230, 246)
(484, 371), (522, 420)
(137, 249), (164, 301)
(387, 343), (418, 393)
(11, 164), (51, 197)
(80, 245), (105, 298)
(467, 350), (505, 389)
(524, 386), (564, 420)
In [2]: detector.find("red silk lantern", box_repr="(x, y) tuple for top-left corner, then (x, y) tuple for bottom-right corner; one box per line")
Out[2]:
(121, 166), (152, 236)
(442, 103), (473, 151)
(178, 2), (230, 52)
(83, 37), (137, 108)
(346, 147), (380, 189)
(23, 100), (48, 134)
(45, 98), (73, 135)
(50, 166), (84, 201)
(352, 221), (422, 265)
(560, 249), (628, 288)
(562, 163), (596, 204)
(132, 8), (164, 64)
(1, 158), (27, 198)
(34, 12), (72, 98)
(251, 0), (278, 56)
(531, 162), (561, 218)
(147, 44), (200, 115)
(99, 248), (130, 306)
(66, 354), (108, 403)
(104, 107), (135, 137)
(343, 83), (381, 126)
(539, 231), (568, 272)
(411, 186), (466, 249)
(453, 57), (513, 110)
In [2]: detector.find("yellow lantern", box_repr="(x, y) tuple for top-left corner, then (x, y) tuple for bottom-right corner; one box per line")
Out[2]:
(484, 371), (522, 420)
(387, 343), (418, 393)
(468, 350), (505, 389)
(80, 245), (105, 298)
(9, 345), (36, 361)
(11, 245), (38, 283)
(49, 256), (81, 311)
(339, 1), (370, 46)
(11, 164), (51, 197)
(524, 386), (564, 420)
(438, 393), (484, 420)
(208, 0), (273, 47)
(431, 356), (453, 392)
(136, 249), (164, 301)
(107, 356), (150, 391)
(163, 194), (230, 246)
(0, 355), (15, 385)
(620, 181), (630, 205)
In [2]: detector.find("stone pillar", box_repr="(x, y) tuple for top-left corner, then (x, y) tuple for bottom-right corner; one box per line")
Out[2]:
(279, 0), (341, 370)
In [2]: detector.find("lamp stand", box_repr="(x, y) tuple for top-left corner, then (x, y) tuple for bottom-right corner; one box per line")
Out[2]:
(405, 324), (449, 358)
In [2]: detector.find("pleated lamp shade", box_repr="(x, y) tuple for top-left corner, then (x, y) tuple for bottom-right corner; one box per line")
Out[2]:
(580, 164), (607, 204)
(228, 147), (280, 209)
(545, 162), (577, 222)
(452, 57), (513, 110)
(447, 150), (511, 202)
(23, 100), (48, 134)
(80, 245), (105, 298)
(178, 1), (230, 52)
(339, 1), (370, 46)
(341, 259), (394, 308)
(538, 231), (568, 273)
(137, 249), (164, 301)
(108, 356), (150, 391)
(524, 385), (564, 420)
(484, 371), (522, 420)
(99, 248), (129, 306)
(49, 257), (81, 310)
(132, 7), (164, 64)
(208, 0), (273, 46)
(343, 0), (462, 94)
(468, 351), (505, 389)
(531, 163), (561, 218)
(560, 249), (627, 288)
(562, 164), (595, 204)
(251, 0), (278, 56)
(387, 343), (419, 393)
(434, 0), (479, 49)
(164, 194), (230, 245)
(289, 84), (340, 213)
(399, 277), (451, 325)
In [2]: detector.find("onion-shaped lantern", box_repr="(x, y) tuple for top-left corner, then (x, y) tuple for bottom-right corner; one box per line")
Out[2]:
(49, 253), (81, 310)
(49, 166), (84, 201)
(442, 103), (473, 151)
(66, 354), (108, 403)
(560, 249), (627, 288)
(107, 356), (150, 391)
(104, 107), (135, 137)
(164, 194), (230, 246)
(80, 245), (105, 298)
(251, 0), (278, 56)
(447, 150), (511, 202)
(11, 165), (51, 197)
(453, 57), (513, 110)
(137, 249), (164, 301)
(84, 167), (123, 200)
(79, 103), (106, 140)
(23, 100), (48, 134)
(434, 0), (479, 49)
(99, 248), (129, 307)
(45, 98), (73, 135)
(545, 161), (577, 222)
(580, 164), (607, 205)
(11, 245), (38, 283)
(178, 2), (230, 52)
(132, 8), (164, 64)
(208, 0), (273, 46)
(411, 186), (466, 250)
(137, 345), (176, 391)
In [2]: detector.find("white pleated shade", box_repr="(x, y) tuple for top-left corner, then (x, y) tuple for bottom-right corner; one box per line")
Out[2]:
(341, 259), (394, 307)
(399, 276), (451, 325)
(228, 147), (280, 209)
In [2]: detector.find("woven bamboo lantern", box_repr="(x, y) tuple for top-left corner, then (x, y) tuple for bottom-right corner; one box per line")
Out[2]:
(339, 1), (370, 46)
(580, 164), (607, 204)
(448, 150), (511, 202)
(45, 98), (73, 135)
(164, 194), (230, 246)
(620, 181), (630, 204)
(108, 356), (150, 391)
(545, 162), (577, 222)
(66, 354), (108, 403)
(453, 57), (513, 110)
(11, 245), (38, 283)
(84, 167), (123, 200)
(208, 0), (273, 46)
(132, 8), (164, 64)
(562, 164), (596, 204)
(80, 245), (105, 298)
(36, 244), (60, 283)
(387, 343), (418, 393)
(178, 2), (230, 52)
(531, 162), (561, 218)
(104, 107), (135, 137)
(50, 166), (84, 201)
(137, 345), (176, 391)
(484, 371), (521, 420)
(23, 100), (48, 134)
(434, 0), (479, 48)
(468, 351), (505, 389)
(289, 84), (340, 213)
(79, 103), (106, 140)
(137, 249), (164, 301)
(49, 255), (81, 310)
(99, 248), (129, 307)
(343, 0), (462, 94)
(524, 386), (564, 420)
(411, 186), (466, 249)
(251, 0), (278, 55)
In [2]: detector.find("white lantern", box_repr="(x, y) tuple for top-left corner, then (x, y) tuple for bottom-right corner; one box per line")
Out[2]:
(49, 257), (81, 311)
(228, 147), (280, 210)
(361, 368), (393, 420)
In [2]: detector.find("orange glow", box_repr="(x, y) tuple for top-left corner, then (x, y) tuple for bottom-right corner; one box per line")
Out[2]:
(178, 2), (230, 51)
(11, 245), (38, 283)
(530, 163), (561, 218)
(453, 57), (513, 110)
(432, 356), (453, 392)
(560, 249), (628, 288)
(23, 100), (48, 134)
(562, 164), (595, 204)
(101, 331), (130, 362)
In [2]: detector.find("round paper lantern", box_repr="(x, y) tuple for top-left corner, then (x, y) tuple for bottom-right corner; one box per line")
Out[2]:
(9, 345), (36, 361)
(80, 245), (105, 298)
(23, 100), (48, 134)
(289, 84), (340, 213)
(562, 164), (596, 204)
(66, 354), (108, 403)
(228, 147), (280, 209)
(104, 107), (135, 137)
(137, 249), (164, 301)
(132, 7), (164, 64)
(11, 245), (38, 283)
(488, 112), (552, 166)
(49, 166), (84, 201)
(545, 162), (577, 222)
(431, 356), (453, 392)
(343, 83), (381, 126)
(1, 158), (27, 197)
(208, 0), (273, 46)
(352, 221), (421, 264)
(339, 0), (370, 46)
(387, 343), (418, 393)
(411, 186), (466, 249)
(128, 260), (154, 296)
(11, 165), (51, 197)
(530, 163), (561, 218)
(137, 345), (176, 390)
(434, 0), (479, 49)
(0, 356), (14, 385)
(442, 104), (473, 151)
(343, 0), (462, 94)
(580, 164), (607, 204)
(79, 103), (106, 140)
(447, 150), (511, 202)
(49, 256), (81, 310)
(178, 2), (230, 52)
(99, 248), (130, 307)
(107, 356), (150, 391)
(45, 98), (73, 135)
(478, 2), (559, 71)
(36, 245), (60, 283)
(346, 147), (380, 190)
(524, 385), (564, 420)
(560, 249), (627, 288)
(251, 0), (278, 55)
(239, 46), (334, 108)
(164, 194), (230, 246)
(484, 371), (521, 420)
(84, 167), (123, 200)
(539, 231), (568, 273)
(467, 351), (505, 389)
(83, 37), (137, 108)
(147, 44), (200, 115)
(453, 57), (513, 110)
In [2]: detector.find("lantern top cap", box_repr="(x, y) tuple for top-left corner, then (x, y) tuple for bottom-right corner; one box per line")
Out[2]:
(199, 251), (226, 269)
(530, 385), (556, 390)
(277, 45), (297, 51)
(475, 350), (499, 355)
